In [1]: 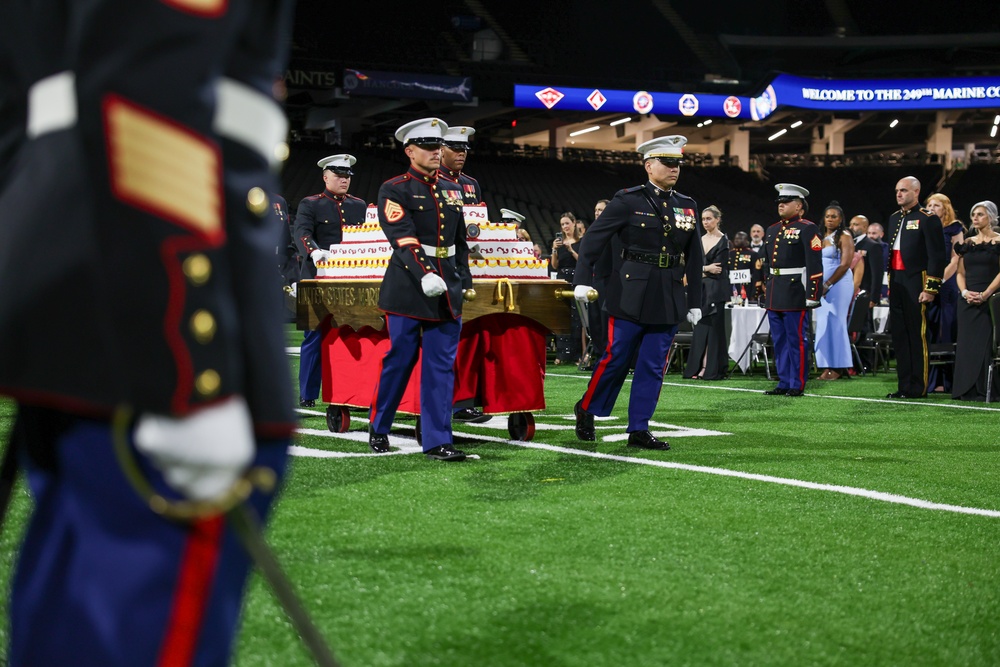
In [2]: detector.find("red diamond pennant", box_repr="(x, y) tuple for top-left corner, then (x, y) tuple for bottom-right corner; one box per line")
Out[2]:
(587, 89), (607, 111)
(535, 87), (564, 110)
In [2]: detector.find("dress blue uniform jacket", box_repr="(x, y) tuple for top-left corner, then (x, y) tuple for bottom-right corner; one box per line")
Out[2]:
(377, 166), (473, 321)
(294, 189), (366, 279)
(574, 182), (703, 324)
(885, 205), (945, 294)
(438, 166), (482, 205)
(760, 215), (824, 310)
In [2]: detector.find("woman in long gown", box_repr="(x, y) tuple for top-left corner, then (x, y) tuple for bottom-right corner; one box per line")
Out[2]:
(925, 193), (965, 393)
(550, 211), (583, 365)
(814, 202), (854, 379)
(685, 206), (730, 379)
(952, 201), (1000, 401)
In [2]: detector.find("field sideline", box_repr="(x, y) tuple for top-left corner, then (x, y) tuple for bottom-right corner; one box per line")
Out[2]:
(2, 358), (999, 666)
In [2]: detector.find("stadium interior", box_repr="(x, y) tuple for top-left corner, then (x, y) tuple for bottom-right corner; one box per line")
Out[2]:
(282, 0), (1000, 243)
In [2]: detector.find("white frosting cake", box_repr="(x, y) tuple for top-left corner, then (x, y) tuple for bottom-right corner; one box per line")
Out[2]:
(316, 203), (549, 280)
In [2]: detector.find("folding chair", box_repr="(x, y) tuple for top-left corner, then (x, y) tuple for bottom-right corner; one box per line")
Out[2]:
(665, 320), (694, 374)
(987, 295), (1000, 403)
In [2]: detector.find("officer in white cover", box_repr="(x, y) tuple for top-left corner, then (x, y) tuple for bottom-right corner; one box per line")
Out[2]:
(572, 135), (704, 450)
(292, 154), (366, 408)
(368, 118), (473, 461)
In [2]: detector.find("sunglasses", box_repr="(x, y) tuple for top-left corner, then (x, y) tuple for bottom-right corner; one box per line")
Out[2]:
(655, 157), (684, 167)
(775, 196), (799, 204)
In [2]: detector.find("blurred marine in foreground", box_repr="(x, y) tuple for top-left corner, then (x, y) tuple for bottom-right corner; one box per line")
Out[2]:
(0, 1), (298, 665)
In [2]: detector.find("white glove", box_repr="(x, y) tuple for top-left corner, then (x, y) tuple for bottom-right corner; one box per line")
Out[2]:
(134, 395), (254, 501)
(288, 282), (298, 298)
(686, 308), (702, 325)
(574, 284), (593, 302)
(310, 249), (331, 266)
(806, 299), (821, 308)
(421, 273), (447, 297)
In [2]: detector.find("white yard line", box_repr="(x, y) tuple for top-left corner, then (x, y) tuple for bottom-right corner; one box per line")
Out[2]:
(290, 422), (1000, 518)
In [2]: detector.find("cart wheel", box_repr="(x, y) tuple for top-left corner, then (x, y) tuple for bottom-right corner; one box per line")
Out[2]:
(414, 417), (422, 446)
(507, 413), (535, 441)
(325, 405), (350, 433)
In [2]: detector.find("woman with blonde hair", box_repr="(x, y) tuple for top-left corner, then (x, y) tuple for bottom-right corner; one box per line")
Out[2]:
(925, 192), (965, 393)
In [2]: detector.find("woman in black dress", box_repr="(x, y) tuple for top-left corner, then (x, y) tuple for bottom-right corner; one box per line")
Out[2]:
(685, 205), (731, 379)
(952, 201), (1000, 401)
(550, 211), (583, 365)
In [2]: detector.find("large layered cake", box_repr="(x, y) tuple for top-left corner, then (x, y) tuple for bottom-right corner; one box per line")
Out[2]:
(316, 204), (549, 280)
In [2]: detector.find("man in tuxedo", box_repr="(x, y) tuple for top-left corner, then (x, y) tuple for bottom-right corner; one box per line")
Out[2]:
(749, 224), (766, 254)
(848, 215), (885, 373)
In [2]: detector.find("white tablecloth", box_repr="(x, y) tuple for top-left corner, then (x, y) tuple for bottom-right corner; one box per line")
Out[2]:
(727, 306), (769, 373)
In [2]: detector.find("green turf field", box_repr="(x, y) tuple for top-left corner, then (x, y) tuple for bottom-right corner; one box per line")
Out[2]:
(2, 353), (999, 666)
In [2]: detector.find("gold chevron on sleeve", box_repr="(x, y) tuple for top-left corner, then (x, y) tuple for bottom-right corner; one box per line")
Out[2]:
(105, 95), (222, 238)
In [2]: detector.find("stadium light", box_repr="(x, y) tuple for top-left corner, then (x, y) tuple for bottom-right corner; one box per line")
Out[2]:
(703, 119), (713, 126)
(992, 125), (998, 138)
(609, 117), (632, 126)
(889, 119), (899, 128)
(994, 115), (1000, 125)
(768, 129), (787, 141)
(569, 125), (601, 137)
(790, 120), (803, 129)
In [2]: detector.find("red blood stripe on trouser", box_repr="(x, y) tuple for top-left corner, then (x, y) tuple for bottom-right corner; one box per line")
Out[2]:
(156, 516), (224, 667)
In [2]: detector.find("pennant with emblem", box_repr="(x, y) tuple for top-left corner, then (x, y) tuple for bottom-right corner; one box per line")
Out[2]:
(384, 200), (404, 223)
(810, 236), (822, 250)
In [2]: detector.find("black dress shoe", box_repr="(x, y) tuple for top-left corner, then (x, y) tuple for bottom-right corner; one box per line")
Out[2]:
(369, 431), (391, 453)
(627, 430), (670, 450)
(424, 445), (467, 461)
(299, 398), (316, 408)
(886, 391), (924, 399)
(786, 389), (804, 397)
(453, 407), (490, 423)
(763, 387), (788, 395)
(574, 400), (595, 441)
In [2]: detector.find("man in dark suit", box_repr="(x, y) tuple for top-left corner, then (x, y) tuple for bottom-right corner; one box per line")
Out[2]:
(571, 135), (704, 450)
(292, 154), (366, 408)
(885, 176), (945, 398)
(848, 214), (886, 372)
(760, 184), (824, 396)
(368, 118), (474, 461)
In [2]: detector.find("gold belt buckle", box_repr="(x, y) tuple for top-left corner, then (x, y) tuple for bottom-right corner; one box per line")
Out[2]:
(658, 254), (670, 268)
(435, 246), (448, 258)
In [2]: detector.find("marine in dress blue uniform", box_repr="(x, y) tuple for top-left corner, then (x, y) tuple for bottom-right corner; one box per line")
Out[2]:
(438, 124), (483, 205)
(368, 118), (474, 461)
(760, 184), (824, 396)
(437, 124), (491, 423)
(885, 176), (945, 398)
(572, 136), (704, 450)
(0, 1), (297, 665)
(293, 154), (366, 407)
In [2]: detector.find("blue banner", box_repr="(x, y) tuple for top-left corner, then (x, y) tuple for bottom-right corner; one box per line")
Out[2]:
(344, 69), (472, 102)
(513, 84), (764, 120)
(767, 73), (1000, 111)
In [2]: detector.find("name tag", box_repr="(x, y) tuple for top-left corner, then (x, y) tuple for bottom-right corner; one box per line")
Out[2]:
(729, 269), (751, 284)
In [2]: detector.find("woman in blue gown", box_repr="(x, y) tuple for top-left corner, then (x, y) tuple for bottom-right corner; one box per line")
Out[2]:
(814, 202), (855, 379)
(925, 193), (965, 393)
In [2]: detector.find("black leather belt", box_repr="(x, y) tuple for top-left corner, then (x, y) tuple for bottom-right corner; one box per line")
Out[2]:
(623, 249), (684, 268)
